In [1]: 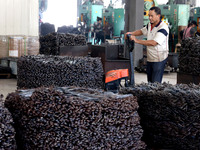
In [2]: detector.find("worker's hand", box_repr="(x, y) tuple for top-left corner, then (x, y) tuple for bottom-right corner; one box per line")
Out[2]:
(125, 32), (132, 39)
(130, 35), (137, 42)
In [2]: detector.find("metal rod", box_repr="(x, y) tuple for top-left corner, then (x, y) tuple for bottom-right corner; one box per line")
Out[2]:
(129, 50), (135, 86)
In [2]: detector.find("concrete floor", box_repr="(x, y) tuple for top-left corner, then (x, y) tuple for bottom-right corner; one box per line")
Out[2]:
(0, 72), (177, 100)
(135, 72), (177, 85)
(0, 78), (17, 100)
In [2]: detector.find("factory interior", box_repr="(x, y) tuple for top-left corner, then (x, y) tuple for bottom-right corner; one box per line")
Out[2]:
(0, 0), (200, 149)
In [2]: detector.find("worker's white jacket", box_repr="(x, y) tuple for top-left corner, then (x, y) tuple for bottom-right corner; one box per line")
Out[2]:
(141, 21), (169, 62)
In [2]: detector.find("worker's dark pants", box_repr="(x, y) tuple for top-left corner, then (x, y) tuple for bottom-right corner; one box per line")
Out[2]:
(146, 58), (168, 83)
(96, 32), (105, 43)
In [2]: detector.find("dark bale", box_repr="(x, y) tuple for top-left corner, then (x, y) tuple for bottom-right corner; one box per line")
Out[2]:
(17, 55), (104, 89)
(5, 87), (146, 150)
(121, 83), (200, 150)
(40, 23), (56, 36)
(40, 32), (86, 55)
(179, 37), (200, 75)
(0, 94), (16, 150)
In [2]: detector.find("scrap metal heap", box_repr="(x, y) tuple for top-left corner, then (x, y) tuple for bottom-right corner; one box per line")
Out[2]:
(0, 94), (16, 149)
(5, 86), (146, 150)
(17, 55), (104, 89)
(179, 37), (200, 75)
(40, 32), (87, 55)
(121, 83), (200, 150)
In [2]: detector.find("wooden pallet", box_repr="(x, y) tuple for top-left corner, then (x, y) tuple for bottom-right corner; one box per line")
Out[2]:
(0, 73), (11, 79)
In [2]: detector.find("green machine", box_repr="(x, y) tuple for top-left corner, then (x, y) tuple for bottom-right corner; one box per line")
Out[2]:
(102, 2), (114, 26)
(90, 5), (103, 25)
(113, 8), (124, 36)
(102, 0), (124, 37)
(102, 2), (114, 40)
(103, 6), (125, 37)
(78, 1), (103, 43)
(193, 7), (200, 32)
(78, 1), (103, 28)
(159, 2), (190, 52)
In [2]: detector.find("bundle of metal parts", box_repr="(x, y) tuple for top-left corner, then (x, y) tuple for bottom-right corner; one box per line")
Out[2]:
(105, 34), (135, 92)
(17, 55), (104, 89)
(0, 94), (16, 149)
(57, 25), (81, 34)
(5, 86), (146, 150)
(40, 23), (55, 36)
(40, 32), (87, 55)
(179, 37), (200, 75)
(121, 83), (200, 150)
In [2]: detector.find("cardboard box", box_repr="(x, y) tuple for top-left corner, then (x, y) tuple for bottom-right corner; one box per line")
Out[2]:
(27, 36), (39, 55)
(0, 36), (8, 58)
(8, 36), (27, 57)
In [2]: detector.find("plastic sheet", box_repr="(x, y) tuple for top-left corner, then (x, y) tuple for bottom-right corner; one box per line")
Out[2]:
(5, 86), (146, 150)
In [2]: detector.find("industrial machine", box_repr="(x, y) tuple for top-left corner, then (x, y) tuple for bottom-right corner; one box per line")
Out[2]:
(102, 3), (125, 45)
(158, 0), (190, 52)
(77, 0), (103, 42)
(105, 69), (129, 92)
(79, 0), (160, 42)
(78, 0), (125, 43)
(105, 34), (135, 92)
(102, 2), (114, 40)
(102, 1), (124, 37)
(102, 1), (114, 27)
(113, 8), (125, 37)
(144, 0), (158, 26)
(193, 7), (200, 33)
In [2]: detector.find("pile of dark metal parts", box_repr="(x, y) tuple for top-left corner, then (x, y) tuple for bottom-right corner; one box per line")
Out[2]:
(121, 83), (200, 150)
(5, 87), (146, 150)
(57, 25), (81, 34)
(17, 55), (104, 89)
(40, 23), (56, 36)
(179, 37), (200, 75)
(40, 32), (87, 55)
(0, 94), (16, 149)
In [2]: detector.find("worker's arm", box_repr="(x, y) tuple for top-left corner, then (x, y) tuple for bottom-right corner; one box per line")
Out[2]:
(128, 30), (143, 36)
(125, 30), (143, 39)
(131, 35), (158, 46)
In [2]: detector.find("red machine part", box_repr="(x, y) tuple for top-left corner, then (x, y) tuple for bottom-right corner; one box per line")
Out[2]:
(105, 69), (129, 83)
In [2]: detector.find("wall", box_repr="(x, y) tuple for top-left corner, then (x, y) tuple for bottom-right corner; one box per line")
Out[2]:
(0, 0), (39, 36)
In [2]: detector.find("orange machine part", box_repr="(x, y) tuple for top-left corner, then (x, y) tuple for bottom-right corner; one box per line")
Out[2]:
(103, 16), (106, 25)
(105, 69), (129, 83)
(81, 13), (84, 22)
(197, 17), (200, 32)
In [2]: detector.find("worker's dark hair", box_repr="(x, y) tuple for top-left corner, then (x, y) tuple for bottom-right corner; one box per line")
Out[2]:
(191, 20), (197, 26)
(150, 7), (161, 16)
(187, 22), (193, 27)
(187, 21), (197, 27)
(97, 17), (102, 21)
